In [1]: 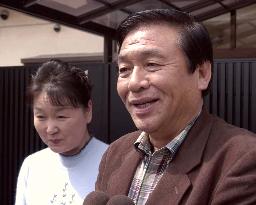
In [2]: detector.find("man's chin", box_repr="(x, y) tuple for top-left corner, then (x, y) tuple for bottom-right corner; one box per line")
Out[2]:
(134, 121), (155, 134)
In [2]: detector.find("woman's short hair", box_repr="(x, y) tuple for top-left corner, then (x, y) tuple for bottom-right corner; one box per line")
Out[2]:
(27, 59), (92, 108)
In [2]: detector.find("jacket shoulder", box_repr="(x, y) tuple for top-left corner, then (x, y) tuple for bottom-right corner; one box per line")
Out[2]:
(106, 131), (141, 156)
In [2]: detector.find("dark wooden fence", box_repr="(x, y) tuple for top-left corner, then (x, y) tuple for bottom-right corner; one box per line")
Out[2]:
(205, 59), (256, 133)
(0, 59), (256, 205)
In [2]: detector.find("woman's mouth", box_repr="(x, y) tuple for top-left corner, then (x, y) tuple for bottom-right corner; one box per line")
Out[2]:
(49, 139), (62, 144)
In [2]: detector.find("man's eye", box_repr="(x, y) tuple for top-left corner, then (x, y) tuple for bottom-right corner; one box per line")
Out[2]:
(147, 62), (158, 66)
(146, 62), (161, 68)
(145, 62), (162, 71)
(119, 67), (128, 73)
(118, 67), (131, 77)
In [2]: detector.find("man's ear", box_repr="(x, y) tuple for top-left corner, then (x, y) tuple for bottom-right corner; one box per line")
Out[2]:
(197, 61), (212, 91)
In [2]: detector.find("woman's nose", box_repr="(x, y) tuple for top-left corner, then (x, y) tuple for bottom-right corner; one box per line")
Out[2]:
(46, 123), (59, 135)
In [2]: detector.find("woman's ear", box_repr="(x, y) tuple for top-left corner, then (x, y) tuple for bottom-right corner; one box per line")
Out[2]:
(85, 100), (92, 123)
(197, 61), (212, 91)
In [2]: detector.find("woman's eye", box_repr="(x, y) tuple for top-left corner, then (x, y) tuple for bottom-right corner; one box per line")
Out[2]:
(36, 115), (46, 120)
(57, 116), (67, 119)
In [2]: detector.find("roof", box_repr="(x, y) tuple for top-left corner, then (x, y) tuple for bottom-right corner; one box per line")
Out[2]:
(1, 0), (255, 38)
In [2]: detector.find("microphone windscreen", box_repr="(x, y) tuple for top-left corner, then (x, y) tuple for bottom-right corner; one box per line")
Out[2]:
(106, 195), (135, 205)
(83, 191), (109, 205)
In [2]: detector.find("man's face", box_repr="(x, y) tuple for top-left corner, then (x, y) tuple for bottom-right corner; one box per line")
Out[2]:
(117, 24), (207, 145)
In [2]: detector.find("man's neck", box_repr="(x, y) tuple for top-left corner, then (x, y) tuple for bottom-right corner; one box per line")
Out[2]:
(149, 103), (203, 149)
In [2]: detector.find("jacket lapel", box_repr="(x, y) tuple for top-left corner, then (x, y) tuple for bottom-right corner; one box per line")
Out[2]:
(146, 167), (191, 205)
(147, 108), (214, 205)
(173, 108), (213, 173)
(108, 147), (143, 196)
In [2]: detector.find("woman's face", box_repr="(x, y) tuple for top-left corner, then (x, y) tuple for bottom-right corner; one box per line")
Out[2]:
(33, 91), (92, 156)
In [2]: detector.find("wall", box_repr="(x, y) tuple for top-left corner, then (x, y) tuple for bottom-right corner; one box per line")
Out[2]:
(0, 6), (104, 66)
(1, 59), (256, 205)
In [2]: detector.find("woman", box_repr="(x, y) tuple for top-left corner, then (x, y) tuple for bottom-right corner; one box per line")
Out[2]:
(15, 60), (108, 205)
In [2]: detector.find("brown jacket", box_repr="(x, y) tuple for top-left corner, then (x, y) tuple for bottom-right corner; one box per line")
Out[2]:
(96, 109), (256, 205)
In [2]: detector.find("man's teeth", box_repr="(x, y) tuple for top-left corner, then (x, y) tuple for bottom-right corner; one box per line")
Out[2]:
(136, 102), (151, 108)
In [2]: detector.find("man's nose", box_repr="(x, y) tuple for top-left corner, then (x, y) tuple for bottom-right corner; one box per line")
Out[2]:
(128, 67), (149, 92)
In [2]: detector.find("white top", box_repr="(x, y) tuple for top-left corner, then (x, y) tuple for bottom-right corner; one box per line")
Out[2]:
(15, 137), (108, 205)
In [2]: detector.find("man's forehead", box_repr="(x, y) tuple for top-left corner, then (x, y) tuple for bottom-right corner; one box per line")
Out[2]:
(122, 24), (179, 45)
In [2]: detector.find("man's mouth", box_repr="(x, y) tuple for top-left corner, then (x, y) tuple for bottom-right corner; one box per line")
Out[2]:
(133, 99), (158, 108)
(129, 98), (159, 113)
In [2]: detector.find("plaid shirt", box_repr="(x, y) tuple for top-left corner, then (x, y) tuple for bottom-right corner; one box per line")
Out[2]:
(128, 116), (198, 205)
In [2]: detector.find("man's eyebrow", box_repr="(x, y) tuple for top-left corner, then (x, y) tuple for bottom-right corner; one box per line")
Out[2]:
(118, 48), (165, 63)
(140, 49), (165, 59)
(117, 54), (127, 64)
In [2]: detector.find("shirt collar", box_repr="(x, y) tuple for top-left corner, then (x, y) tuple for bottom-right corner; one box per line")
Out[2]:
(134, 110), (201, 156)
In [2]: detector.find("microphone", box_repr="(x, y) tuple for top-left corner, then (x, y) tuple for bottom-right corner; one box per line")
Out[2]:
(83, 191), (109, 205)
(106, 195), (135, 205)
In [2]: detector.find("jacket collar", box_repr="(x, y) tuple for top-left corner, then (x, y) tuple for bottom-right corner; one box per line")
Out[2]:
(108, 108), (214, 205)
(146, 108), (214, 205)
(170, 107), (213, 173)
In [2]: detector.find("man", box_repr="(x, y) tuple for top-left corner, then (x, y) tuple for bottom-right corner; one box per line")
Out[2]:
(96, 9), (256, 205)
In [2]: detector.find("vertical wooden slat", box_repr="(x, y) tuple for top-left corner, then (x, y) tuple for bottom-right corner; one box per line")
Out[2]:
(218, 62), (226, 119)
(226, 62), (234, 124)
(241, 62), (250, 129)
(24, 68), (32, 154)
(211, 62), (218, 114)
(11, 69), (19, 200)
(0, 68), (4, 202)
(8, 69), (14, 199)
(18, 68), (25, 165)
(203, 92), (210, 109)
(3, 69), (10, 204)
(250, 62), (256, 132)
(234, 62), (241, 127)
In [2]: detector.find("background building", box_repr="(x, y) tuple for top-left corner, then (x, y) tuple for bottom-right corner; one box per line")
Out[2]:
(0, 6), (104, 66)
